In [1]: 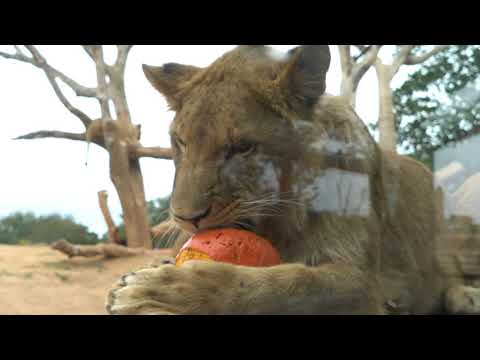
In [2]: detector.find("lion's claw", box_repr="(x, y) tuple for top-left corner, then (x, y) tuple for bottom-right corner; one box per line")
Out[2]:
(106, 261), (237, 315)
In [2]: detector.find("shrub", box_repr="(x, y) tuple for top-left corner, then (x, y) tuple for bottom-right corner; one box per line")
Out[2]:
(0, 212), (101, 245)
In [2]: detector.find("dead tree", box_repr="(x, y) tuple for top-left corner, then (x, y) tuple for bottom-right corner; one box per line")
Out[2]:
(0, 45), (172, 249)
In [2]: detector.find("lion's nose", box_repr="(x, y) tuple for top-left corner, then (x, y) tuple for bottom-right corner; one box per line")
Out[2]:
(172, 206), (212, 227)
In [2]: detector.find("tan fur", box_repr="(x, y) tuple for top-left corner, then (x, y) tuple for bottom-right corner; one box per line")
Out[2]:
(85, 119), (106, 146)
(85, 119), (142, 165)
(85, 119), (141, 146)
(107, 46), (462, 315)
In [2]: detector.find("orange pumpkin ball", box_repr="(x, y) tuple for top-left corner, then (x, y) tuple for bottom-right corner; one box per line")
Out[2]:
(175, 228), (282, 267)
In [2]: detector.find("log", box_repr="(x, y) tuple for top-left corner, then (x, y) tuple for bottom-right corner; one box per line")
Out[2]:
(51, 239), (142, 258)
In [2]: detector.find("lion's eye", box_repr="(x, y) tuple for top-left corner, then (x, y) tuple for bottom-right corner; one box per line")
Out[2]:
(226, 142), (256, 160)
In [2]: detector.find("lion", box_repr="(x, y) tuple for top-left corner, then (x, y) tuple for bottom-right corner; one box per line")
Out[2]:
(84, 118), (141, 166)
(106, 45), (480, 315)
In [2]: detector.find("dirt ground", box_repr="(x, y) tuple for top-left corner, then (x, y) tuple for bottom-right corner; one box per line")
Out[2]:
(0, 244), (171, 315)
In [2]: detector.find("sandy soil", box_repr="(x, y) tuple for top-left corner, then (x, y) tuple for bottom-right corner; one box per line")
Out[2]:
(0, 244), (171, 315)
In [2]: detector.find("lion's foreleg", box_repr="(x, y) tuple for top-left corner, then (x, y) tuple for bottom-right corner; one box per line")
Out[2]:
(107, 261), (385, 315)
(234, 262), (385, 315)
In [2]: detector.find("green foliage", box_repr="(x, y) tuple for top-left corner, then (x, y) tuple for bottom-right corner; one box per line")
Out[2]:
(393, 45), (480, 167)
(0, 212), (101, 245)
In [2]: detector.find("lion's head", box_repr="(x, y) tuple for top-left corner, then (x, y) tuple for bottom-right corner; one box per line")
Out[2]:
(143, 45), (379, 255)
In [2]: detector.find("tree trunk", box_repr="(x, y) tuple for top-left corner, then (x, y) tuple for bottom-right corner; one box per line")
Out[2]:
(110, 149), (152, 249)
(338, 46), (356, 109)
(98, 190), (120, 245)
(105, 120), (152, 249)
(340, 73), (357, 109)
(376, 63), (397, 153)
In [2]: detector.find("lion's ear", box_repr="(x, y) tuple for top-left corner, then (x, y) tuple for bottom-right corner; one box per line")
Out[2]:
(276, 45), (331, 107)
(142, 63), (202, 110)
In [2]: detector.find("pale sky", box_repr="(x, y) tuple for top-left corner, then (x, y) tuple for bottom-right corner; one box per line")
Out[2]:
(0, 45), (415, 236)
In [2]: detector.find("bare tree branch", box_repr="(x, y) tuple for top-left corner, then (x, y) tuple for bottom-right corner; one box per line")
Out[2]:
(98, 190), (120, 245)
(404, 45), (449, 65)
(1, 46), (94, 128)
(391, 45), (415, 75)
(0, 49), (32, 62)
(88, 46), (112, 120)
(107, 46), (133, 122)
(27, 45), (96, 97)
(129, 145), (173, 160)
(51, 70), (96, 97)
(13, 45), (26, 56)
(0, 46), (97, 98)
(338, 45), (352, 75)
(45, 75), (93, 128)
(352, 45), (382, 89)
(14, 130), (87, 142)
(82, 45), (98, 61)
(338, 45), (383, 108)
(352, 45), (371, 62)
(115, 45), (134, 69)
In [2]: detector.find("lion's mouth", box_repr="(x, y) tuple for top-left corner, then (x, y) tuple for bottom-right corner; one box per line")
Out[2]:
(173, 200), (261, 237)
(194, 200), (258, 233)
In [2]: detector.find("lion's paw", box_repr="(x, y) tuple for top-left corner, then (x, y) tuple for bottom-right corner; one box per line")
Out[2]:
(106, 261), (228, 315)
